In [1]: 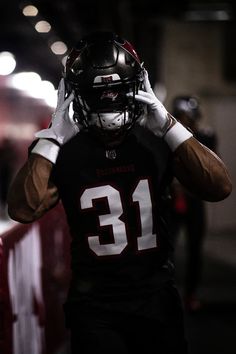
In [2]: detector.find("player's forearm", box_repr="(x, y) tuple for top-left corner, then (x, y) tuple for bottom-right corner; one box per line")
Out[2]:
(7, 154), (59, 223)
(7, 82), (79, 223)
(173, 137), (232, 202)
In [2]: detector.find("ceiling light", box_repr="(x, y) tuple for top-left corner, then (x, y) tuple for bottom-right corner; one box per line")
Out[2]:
(185, 3), (232, 22)
(35, 20), (51, 33)
(22, 5), (38, 17)
(50, 41), (68, 55)
(9, 72), (57, 107)
(0, 52), (16, 75)
(10, 72), (41, 92)
(185, 9), (230, 21)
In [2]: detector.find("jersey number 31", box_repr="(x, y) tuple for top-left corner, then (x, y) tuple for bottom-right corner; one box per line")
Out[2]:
(80, 179), (157, 256)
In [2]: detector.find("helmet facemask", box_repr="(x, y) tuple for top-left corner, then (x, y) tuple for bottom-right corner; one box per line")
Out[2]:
(71, 79), (143, 146)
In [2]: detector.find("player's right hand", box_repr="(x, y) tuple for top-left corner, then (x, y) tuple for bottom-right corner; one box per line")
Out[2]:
(35, 78), (80, 145)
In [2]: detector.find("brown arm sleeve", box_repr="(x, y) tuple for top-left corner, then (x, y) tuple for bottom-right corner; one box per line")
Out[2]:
(7, 154), (60, 223)
(172, 137), (232, 202)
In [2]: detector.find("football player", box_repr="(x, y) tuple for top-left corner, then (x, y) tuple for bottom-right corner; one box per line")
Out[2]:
(7, 31), (232, 354)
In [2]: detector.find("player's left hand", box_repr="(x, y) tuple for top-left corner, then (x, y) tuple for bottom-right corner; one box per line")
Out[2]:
(128, 69), (173, 137)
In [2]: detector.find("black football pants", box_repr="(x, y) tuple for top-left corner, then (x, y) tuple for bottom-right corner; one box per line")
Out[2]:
(68, 285), (188, 354)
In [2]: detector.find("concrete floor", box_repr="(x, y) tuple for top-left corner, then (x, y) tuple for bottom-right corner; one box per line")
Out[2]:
(175, 230), (236, 354)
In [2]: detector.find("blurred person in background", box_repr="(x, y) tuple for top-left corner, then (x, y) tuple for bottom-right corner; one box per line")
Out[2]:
(170, 95), (218, 312)
(7, 32), (231, 354)
(0, 137), (17, 220)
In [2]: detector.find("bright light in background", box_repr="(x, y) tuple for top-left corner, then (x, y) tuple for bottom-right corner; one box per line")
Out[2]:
(40, 80), (57, 107)
(61, 55), (68, 67)
(9, 72), (57, 108)
(35, 20), (51, 33)
(22, 5), (38, 17)
(50, 41), (67, 55)
(10, 72), (41, 91)
(0, 52), (16, 75)
(185, 10), (230, 21)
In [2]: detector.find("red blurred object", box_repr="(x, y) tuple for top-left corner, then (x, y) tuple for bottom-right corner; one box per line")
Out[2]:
(0, 203), (71, 354)
(174, 193), (188, 214)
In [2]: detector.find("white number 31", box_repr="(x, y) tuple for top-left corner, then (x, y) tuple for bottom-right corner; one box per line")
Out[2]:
(80, 179), (157, 256)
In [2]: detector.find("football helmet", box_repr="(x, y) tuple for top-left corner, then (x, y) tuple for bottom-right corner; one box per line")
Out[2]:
(172, 95), (201, 121)
(64, 31), (144, 146)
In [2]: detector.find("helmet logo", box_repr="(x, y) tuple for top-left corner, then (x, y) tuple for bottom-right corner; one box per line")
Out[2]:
(101, 91), (118, 101)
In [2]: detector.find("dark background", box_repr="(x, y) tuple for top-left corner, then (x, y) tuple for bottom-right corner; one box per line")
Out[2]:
(1, 0), (236, 86)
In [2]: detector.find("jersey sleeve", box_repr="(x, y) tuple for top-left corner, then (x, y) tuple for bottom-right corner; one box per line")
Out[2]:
(7, 153), (60, 223)
(172, 136), (232, 202)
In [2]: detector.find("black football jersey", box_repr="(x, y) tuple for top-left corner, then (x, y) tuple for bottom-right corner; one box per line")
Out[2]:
(52, 125), (175, 303)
